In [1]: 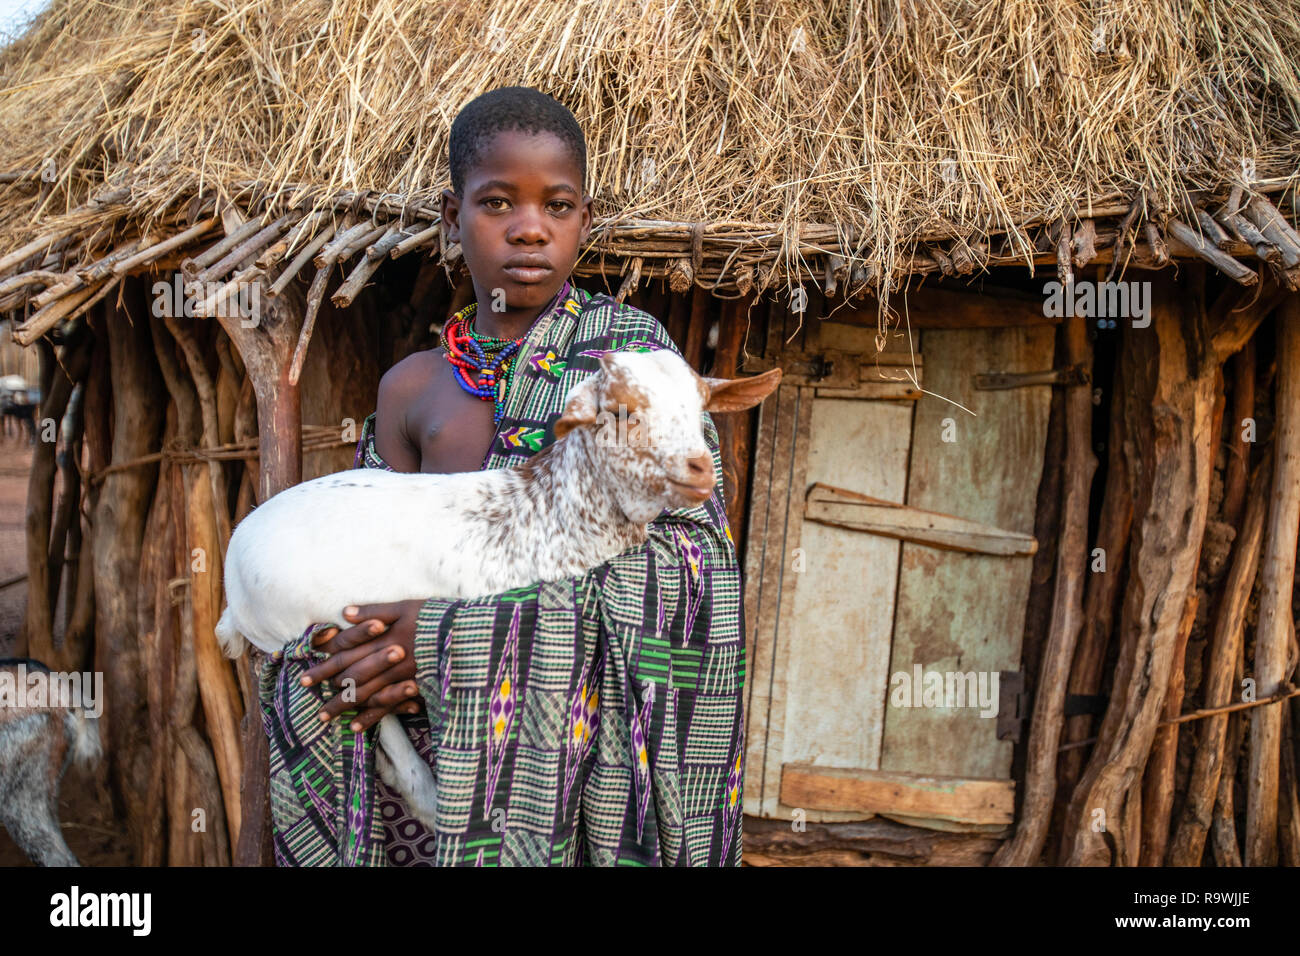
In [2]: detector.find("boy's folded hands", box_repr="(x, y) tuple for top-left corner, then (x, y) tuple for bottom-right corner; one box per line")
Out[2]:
(300, 600), (426, 732)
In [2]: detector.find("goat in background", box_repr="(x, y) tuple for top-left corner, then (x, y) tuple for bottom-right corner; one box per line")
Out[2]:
(0, 658), (102, 866)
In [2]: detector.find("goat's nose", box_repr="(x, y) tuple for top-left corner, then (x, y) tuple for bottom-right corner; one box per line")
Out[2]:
(686, 453), (712, 481)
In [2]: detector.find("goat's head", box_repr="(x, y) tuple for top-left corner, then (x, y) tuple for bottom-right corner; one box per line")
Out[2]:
(553, 349), (782, 523)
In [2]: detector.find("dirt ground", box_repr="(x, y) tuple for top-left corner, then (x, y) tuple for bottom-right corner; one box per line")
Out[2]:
(0, 434), (135, 866)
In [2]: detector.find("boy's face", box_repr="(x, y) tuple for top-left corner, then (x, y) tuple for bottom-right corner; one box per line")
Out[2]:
(442, 129), (593, 315)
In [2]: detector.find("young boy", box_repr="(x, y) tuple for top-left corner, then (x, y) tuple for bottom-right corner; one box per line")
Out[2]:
(260, 86), (746, 866)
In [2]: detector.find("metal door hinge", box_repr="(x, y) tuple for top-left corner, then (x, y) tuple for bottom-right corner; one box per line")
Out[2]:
(996, 671), (1027, 741)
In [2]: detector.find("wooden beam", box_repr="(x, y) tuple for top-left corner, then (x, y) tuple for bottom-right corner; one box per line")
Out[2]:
(1210, 281), (1286, 362)
(805, 482), (1038, 556)
(781, 764), (1015, 826)
(742, 814), (1003, 866)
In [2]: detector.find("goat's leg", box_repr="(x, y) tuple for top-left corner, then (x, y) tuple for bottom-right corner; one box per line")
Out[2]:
(376, 714), (438, 831)
(0, 745), (79, 867)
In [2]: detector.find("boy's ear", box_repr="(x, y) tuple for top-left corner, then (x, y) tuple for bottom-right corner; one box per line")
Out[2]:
(554, 376), (601, 439)
(700, 367), (783, 413)
(441, 187), (461, 242)
(578, 194), (594, 245)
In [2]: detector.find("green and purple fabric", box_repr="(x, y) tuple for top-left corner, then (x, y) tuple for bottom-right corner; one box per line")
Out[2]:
(260, 279), (746, 866)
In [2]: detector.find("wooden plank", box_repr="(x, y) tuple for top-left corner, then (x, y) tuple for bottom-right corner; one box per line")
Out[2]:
(778, 399), (913, 817)
(805, 483), (1038, 556)
(881, 325), (1055, 780)
(742, 382), (813, 816)
(741, 378), (780, 737)
(814, 382), (921, 401)
(743, 342), (924, 398)
(818, 318), (920, 361)
(781, 764), (1016, 825)
(742, 814), (1005, 866)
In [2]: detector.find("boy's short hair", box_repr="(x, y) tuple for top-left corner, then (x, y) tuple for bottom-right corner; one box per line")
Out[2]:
(448, 86), (587, 197)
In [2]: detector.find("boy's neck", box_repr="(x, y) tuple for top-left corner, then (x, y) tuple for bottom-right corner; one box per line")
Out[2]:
(472, 279), (570, 339)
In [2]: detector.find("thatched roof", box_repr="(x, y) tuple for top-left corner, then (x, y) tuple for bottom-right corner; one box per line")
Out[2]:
(1, 0), (1299, 333)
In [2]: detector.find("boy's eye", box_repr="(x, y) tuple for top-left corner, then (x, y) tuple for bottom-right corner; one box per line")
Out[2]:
(483, 197), (509, 210)
(548, 201), (573, 213)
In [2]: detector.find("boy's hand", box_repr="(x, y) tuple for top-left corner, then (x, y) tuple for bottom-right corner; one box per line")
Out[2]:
(301, 600), (426, 732)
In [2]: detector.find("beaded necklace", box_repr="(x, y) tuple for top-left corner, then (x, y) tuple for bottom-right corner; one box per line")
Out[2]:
(439, 304), (523, 426)
(439, 281), (570, 426)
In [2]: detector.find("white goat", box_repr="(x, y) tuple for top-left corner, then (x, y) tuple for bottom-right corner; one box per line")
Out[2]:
(216, 348), (781, 831)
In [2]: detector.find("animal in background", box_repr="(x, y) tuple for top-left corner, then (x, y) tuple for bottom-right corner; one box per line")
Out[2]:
(0, 658), (102, 866)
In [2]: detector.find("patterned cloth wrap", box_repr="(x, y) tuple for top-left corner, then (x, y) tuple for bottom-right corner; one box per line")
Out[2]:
(261, 279), (746, 866)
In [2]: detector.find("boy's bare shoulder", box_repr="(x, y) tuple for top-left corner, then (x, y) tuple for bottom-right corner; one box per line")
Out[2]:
(378, 347), (443, 405)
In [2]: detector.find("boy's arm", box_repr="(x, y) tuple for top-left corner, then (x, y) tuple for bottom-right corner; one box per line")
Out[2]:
(370, 355), (423, 474)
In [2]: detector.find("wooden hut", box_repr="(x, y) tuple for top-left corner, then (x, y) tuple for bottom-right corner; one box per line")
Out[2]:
(1, 0), (1299, 867)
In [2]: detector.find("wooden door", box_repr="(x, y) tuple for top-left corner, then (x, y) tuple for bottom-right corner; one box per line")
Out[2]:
(742, 294), (1055, 829)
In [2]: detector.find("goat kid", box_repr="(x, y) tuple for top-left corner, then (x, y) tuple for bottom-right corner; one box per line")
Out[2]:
(216, 348), (781, 831)
(0, 658), (103, 866)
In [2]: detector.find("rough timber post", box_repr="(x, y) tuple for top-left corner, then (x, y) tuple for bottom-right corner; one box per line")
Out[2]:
(711, 292), (755, 546)
(1059, 272), (1216, 865)
(1245, 295), (1300, 866)
(92, 278), (168, 860)
(217, 280), (306, 866)
(992, 313), (1095, 866)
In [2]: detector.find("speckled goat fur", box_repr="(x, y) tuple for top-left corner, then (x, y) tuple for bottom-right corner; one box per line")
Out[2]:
(215, 348), (776, 832)
(0, 659), (102, 866)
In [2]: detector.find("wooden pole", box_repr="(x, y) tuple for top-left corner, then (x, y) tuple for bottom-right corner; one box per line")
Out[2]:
(1221, 341), (1256, 529)
(152, 313), (247, 858)
(684, 286), (711, 372)
(22, 321), (92, 667)
(92, 277), (167, 861)
(1139, 367), (1227, 863)
(710, 292), (756, 551)
(217, 281), (306, 867)
(992, 313), (1095, 865)
(1245, 295), (1300, 866)
(1168, 455), (1271, 864)
(65, 316), (109, 659)
(1138, 588), (1200, 864)
(1054, 353), (1132, 862)
(1059, 272), (1217, 865)
(136, 408), (175, 867)
(1212, 644), (1249, 866)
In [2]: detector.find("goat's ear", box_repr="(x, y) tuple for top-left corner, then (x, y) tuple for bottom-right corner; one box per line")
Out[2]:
(554, 377), (600, 439)
(701, 367), (783, 413)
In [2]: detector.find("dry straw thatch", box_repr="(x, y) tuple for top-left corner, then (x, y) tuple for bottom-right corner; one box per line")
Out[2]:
(0, 0), (1298, 308)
